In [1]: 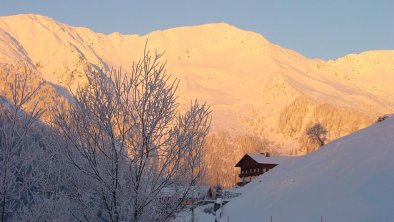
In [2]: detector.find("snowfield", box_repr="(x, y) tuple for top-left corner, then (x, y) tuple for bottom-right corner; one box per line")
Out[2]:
(222, 116), (394, 222)
(1, 14), (394, 187)
(173, 203), (215, 222)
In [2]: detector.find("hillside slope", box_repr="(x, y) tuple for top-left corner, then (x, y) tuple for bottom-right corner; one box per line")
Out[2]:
(1, 14), (394, 186)
(222, 116), (394, 222)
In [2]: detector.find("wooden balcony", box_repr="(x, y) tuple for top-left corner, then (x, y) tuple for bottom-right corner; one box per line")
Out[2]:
(239, 172), (262, 178)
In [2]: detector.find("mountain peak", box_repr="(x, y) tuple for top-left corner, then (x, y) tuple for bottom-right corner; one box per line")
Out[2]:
(143, 22), (270, 45)
(0, 13), (394, 189)
(189, 22), (243, 31)
(0, 13), (57, 24)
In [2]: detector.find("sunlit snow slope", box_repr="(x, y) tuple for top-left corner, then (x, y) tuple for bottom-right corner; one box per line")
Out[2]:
(1, 14), (394, 186)
(223, 116), (394, 222)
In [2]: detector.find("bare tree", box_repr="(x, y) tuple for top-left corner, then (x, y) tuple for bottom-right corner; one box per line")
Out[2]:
(0, 66), (42, 221)
(51, 47), (211, 222)
(0, 65), (68, 221)
(307, 123), (328, 147)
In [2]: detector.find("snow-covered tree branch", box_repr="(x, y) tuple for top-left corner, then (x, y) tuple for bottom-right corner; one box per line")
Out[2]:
(307, 122), (328, 147)
(0, 66), (68, 221)
(51, 47), (211, 222)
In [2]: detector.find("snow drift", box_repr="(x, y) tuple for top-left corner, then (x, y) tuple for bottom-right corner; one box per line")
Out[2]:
(222, 116), (394, 222)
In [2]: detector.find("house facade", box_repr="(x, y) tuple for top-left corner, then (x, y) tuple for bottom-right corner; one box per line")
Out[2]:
(235, 153), (290, 186)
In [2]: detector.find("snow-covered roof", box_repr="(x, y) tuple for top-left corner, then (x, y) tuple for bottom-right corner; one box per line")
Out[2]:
(235, 153), (293, 167)
(215, 198), (222, 204)
(247, 153), (292, 165)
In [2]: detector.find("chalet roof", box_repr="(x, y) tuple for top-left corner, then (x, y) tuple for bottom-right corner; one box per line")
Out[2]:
(248, 153), (291, 164)
(235, 153), (292, 167)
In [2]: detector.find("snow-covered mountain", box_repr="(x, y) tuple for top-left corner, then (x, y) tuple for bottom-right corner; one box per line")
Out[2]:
(1, 14), (394, 186)
(222, 116), (394, 222)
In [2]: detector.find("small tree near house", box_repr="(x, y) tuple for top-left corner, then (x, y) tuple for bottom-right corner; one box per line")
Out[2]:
(307, 123), (328, 147)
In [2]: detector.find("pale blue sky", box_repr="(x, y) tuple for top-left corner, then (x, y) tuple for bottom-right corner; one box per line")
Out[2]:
(0, 0), (393, 59)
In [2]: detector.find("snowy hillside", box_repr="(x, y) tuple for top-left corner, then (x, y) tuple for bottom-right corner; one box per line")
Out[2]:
(1, 14), (394, 186)
(222, 116), (394, 222)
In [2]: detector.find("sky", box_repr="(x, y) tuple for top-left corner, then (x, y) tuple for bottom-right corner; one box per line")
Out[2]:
(0, 0), (393, 60)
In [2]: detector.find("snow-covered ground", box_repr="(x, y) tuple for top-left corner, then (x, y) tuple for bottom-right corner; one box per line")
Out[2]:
(172, 203), (215, 222)
(221, 116), (394, 222)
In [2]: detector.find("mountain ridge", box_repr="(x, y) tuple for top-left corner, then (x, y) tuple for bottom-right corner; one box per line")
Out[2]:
(1, 14), (391, 59)
(1, 14), (393, 186)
